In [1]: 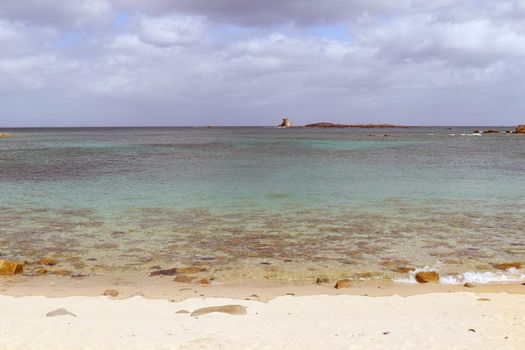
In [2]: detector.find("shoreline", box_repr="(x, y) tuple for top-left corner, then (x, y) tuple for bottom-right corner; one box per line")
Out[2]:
(2, 275), (525, 301)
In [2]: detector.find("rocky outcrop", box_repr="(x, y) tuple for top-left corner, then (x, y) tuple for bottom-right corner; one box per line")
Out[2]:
(279, 117), (293, 128)
(304, 123), (410, 128)
(0, 259), (23, 275)
(415, 271), (440, 283)
(516, 125), (525, 133)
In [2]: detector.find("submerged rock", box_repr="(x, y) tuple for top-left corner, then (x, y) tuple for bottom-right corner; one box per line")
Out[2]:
(415, 271), (440, 283)
(494, 262), (522, 270)
(150, 266), (206, 277)
(174, 275), (194, 283)
(394, 266), (415, 274)
(0, 259), (23, 275)
(334, 279), (352, 289)
(516, 125), (525, 133)
(150, 268), (178, 276)
(463, 283), (474, 288)
(278, 117), (293, 128)
(39, 257), (57, 266)
(0, 133), (14, 138)
(190, 305), (247, 317)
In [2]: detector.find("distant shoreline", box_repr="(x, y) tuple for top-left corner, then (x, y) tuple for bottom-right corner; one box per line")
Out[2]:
(303, 122), (411, 128)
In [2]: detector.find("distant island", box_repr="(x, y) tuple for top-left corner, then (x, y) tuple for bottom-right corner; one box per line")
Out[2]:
(303, 122), (410, 128)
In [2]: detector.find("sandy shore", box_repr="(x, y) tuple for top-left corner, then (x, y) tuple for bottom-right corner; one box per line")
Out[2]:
(1, 278), (525, 349)
(1, 291), (524, 349)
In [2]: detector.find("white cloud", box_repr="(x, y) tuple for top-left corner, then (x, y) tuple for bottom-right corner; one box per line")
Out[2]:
(139, 15), (208, 47)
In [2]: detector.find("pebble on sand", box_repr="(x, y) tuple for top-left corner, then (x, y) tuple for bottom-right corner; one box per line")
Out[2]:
(334, 279), (352, 289)
(46, 308), (77, 317)
(102, 289), (119, 297)
(191, 305), (247, 317)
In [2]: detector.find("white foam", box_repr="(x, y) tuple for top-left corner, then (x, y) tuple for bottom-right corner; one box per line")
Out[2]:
(394, 267), (525, 285)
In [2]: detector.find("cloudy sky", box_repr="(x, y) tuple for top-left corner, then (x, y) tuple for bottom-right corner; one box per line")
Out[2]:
(1, 0), (524, 127)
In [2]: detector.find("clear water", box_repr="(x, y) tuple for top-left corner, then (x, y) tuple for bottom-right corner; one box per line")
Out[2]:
(1, 127), (524, 283)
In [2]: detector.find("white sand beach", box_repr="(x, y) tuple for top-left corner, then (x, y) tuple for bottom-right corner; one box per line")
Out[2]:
(1, 291), (524, 350)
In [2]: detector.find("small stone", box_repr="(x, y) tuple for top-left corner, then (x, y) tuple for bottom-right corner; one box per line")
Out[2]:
(103, 289), (119, 297)
(176, 310), (190, 314)
(316, 277), (329, 284)
(50, 269), (72, 276)
(174, 275), (195, 283)
(464, 283), (474, 288)
(36, 268), (48, 275)
(191, 305), (247, 317)
(477, 298), (491, 302)
(494, 262), (522, 270)
(415, 271), (440, 283)
(334, 279), (352, 289)
(0, 259), (23, 275)
(46, 308), (77, 317)
(39, 257), (57, 266)
(198, 278), (210, 285)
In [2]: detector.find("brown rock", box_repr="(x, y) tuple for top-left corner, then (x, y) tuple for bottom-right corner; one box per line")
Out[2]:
(39, 257), (57, 266)
(50, 269), (72, 276)
(334, 279), (352, 289)
(494, 262), (522, 270)
(174, 275), (195, 283)
(176, 310), (190, 314)
(102, 289), (119, 297)
(0, 259), (23, 275)
(190, 305), (247, 317)
(0, 133), (14, 138)
(150, 268), (178, 276)
(516, 125), (525, 133)
(394, 267), (415, 273)
(176, 266), (207, 274)
(199, 278), (211, 285)
(464, 283), (474, 288)
(36, 268), (48, 275)
(415, 271), (440, 283)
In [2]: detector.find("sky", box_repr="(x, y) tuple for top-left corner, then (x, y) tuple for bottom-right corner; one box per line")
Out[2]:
(1, 0), (525, 127)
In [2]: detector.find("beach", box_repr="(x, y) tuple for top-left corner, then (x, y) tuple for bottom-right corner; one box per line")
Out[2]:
(1, 286), (525, 349)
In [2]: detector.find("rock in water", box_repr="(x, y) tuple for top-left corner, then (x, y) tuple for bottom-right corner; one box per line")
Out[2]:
(278, 117), (293, 128)
(46, 308), (77, 317)
(174, 275), (194, 283)
(464, 283), (474, 288)
(102, 289), (119, 297)
(191, 305), (247, 317)
(0, 133), (14, 138)
(415, 271), (440, 283)
(516, 125), (525, 133)
(493, 262), (522, 270)
(0, 259), (23, 275)
(334, 279), (352, 289)
(39, 257), (57, 266)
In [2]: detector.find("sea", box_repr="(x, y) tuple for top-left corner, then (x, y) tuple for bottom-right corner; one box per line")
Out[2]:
(1, 127), (524, 284)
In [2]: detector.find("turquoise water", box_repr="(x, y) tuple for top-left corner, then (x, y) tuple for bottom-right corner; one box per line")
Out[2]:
(1, 127), (524, 283)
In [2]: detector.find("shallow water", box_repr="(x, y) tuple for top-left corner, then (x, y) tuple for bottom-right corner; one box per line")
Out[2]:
(1, 127), (524, 283)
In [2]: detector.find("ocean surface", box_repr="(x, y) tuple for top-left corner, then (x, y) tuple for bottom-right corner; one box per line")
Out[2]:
(1, 127), (524, 284)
